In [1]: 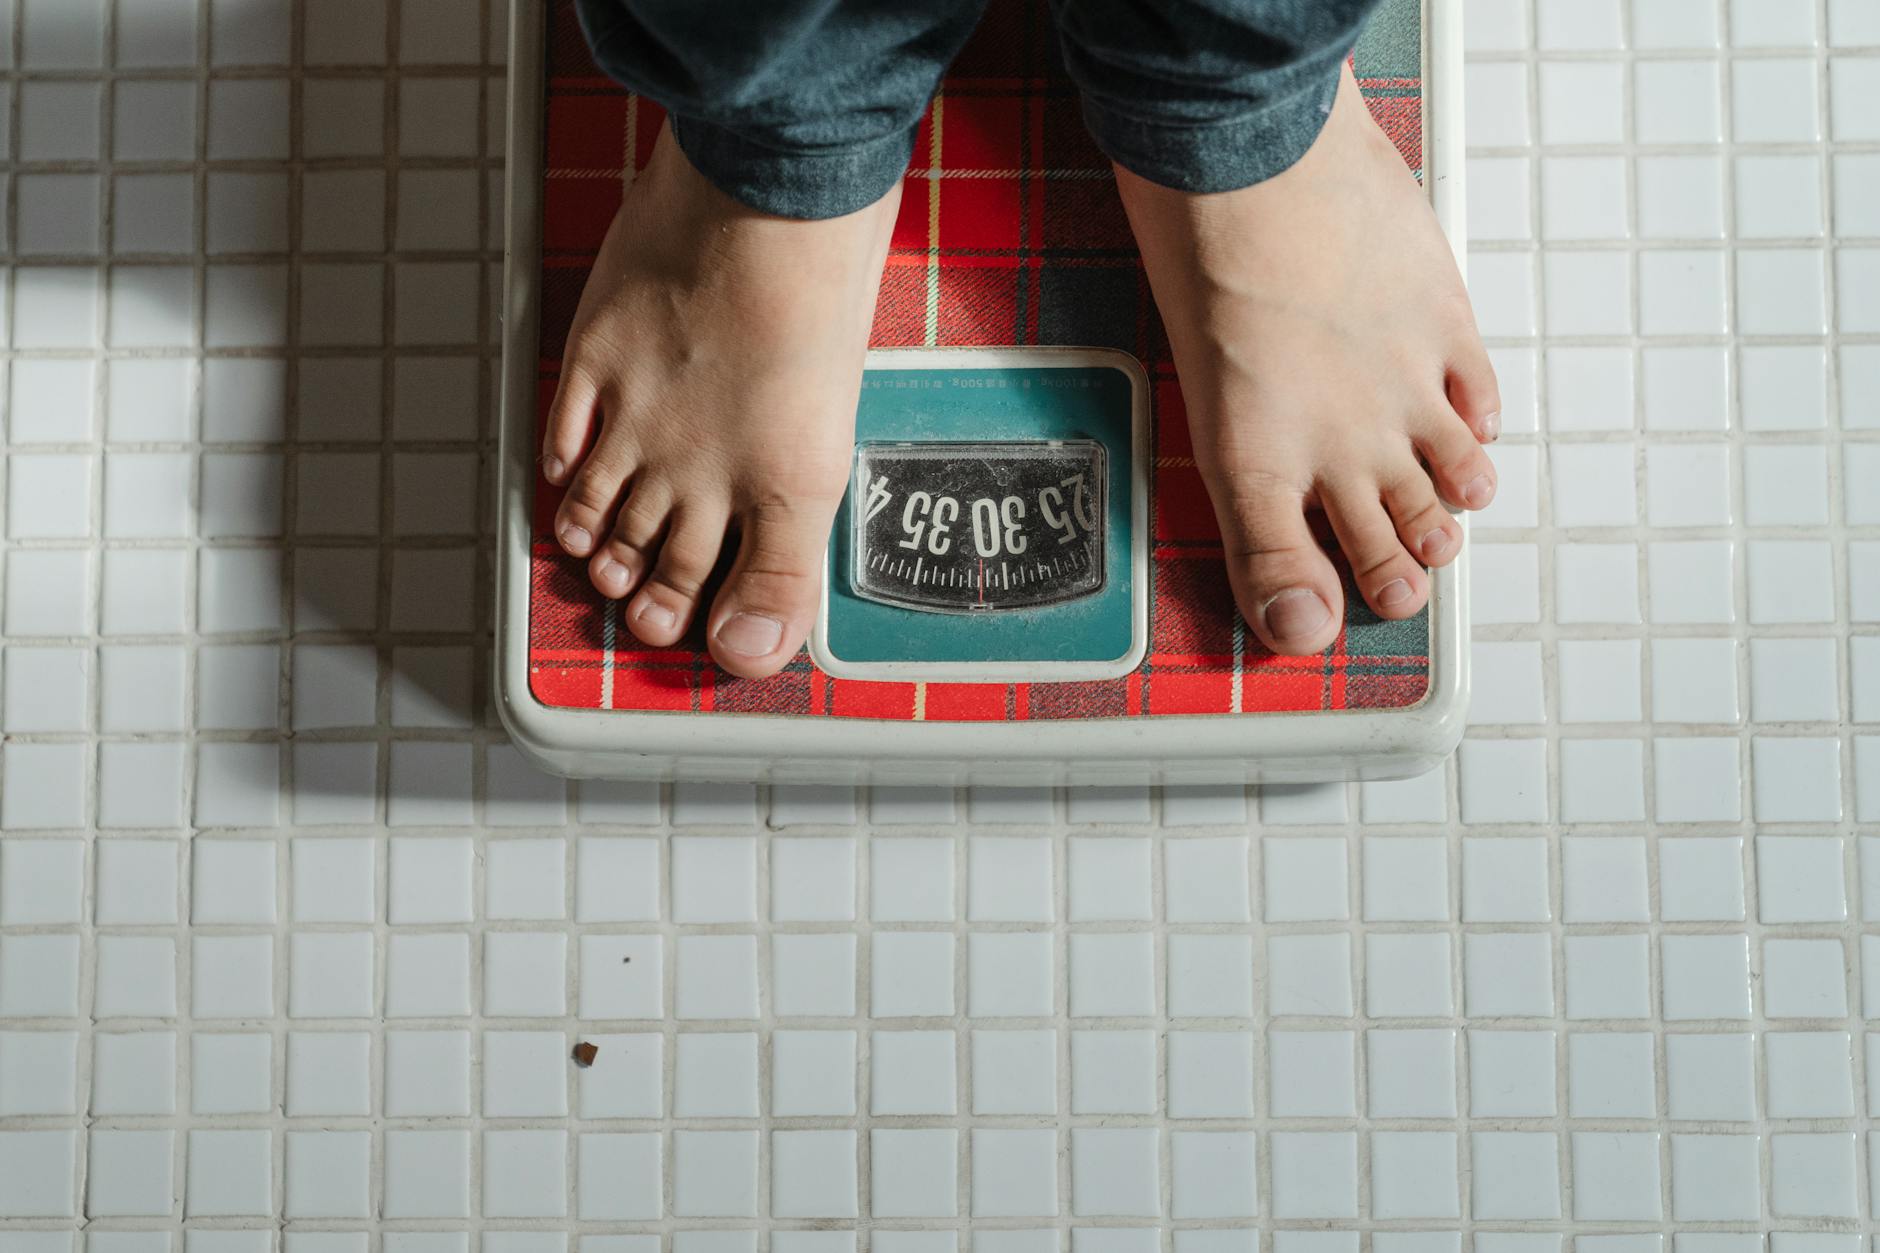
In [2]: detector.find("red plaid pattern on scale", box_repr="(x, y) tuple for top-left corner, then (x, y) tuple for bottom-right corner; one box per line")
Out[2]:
(528, 0), (1433, 721)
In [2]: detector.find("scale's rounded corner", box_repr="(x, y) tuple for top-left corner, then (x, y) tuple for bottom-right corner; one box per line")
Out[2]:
(1081, 345), (1151, 396)
(1356, 557), (1471, 782)
(1112, 622), (1150, 678)
(492, 617), (580, 778)
(1388, 636), (1470, 779)
(805, 597), (847, 682)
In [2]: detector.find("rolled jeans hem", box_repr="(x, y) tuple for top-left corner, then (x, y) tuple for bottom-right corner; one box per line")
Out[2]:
(1080, 65), (1343, 194)
(670, 114), (915, 220)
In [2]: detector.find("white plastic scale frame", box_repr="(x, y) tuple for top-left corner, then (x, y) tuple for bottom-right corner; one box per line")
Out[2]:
(495, 0), (1471, 786)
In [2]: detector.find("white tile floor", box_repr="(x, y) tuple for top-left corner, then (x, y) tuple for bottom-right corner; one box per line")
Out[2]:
(0, 0), (1878, 1246)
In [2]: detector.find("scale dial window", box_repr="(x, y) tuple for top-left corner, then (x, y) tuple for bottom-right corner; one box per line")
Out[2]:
(850, 440), (1106, 613)
(812, 352), (1148, 682)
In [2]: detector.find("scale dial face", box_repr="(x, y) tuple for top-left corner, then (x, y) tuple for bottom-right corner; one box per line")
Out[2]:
(850, 440), (1107, 613)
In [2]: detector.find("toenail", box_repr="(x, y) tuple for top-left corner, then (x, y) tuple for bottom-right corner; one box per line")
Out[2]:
(1479, 411), (1501, 442)
(717, 612), (785, 657)
(1261, 588), (1331, 642)
(560, 523), (593, 554)
(635, 600), (677, 632)
(1419, 529), (1451, 561)
(1462, 474), (1494, 509)
(542, 455), (566, 481)
(1377, 578), (1415, 610)
(596, 559), (630, 593)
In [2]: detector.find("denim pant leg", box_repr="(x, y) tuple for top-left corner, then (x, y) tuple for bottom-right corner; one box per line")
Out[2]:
(1050, 0), (1383, 193)
(575, 0), (987, 219)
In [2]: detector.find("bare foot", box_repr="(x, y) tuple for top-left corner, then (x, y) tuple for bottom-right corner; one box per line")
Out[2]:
(543, 123), (899, 678)
(1116, 65), (1500, 656)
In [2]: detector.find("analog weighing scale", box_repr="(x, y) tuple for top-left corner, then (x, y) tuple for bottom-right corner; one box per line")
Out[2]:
(496, 0), (1469, 785)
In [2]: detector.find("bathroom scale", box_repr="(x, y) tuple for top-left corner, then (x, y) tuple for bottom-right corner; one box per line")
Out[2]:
(496, 0), (1469, 784)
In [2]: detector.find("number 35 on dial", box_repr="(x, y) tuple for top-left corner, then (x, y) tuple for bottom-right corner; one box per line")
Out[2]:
(847, 441), (1107, 613)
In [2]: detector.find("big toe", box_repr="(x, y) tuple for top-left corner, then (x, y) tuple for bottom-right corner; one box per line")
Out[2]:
(1211, 473), (1345, 656)
(707, 501), (835, 679)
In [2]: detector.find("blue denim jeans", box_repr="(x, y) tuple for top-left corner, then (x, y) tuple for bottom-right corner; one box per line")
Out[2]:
(575, 0), (1381, 219)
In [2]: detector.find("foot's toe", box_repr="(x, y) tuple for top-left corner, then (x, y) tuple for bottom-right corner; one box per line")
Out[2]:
(624, 506), (728, 646)
(1384, 475), (1463, 569)
(1446, 343), (1502, 444)
(707, 500), (835, 679)
(541, 365), (603, 485)
(554, 446), (635, 559)
(1415, 413), (1498, 512)
(590, 543), (641, 600)
(1324, 484), (1429, 619)
(588, 483), (672, 599)
(1211, 473), (1345, 655)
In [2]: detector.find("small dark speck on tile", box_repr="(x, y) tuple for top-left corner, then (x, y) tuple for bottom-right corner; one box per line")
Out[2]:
(572, 1041), (599, 1068)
